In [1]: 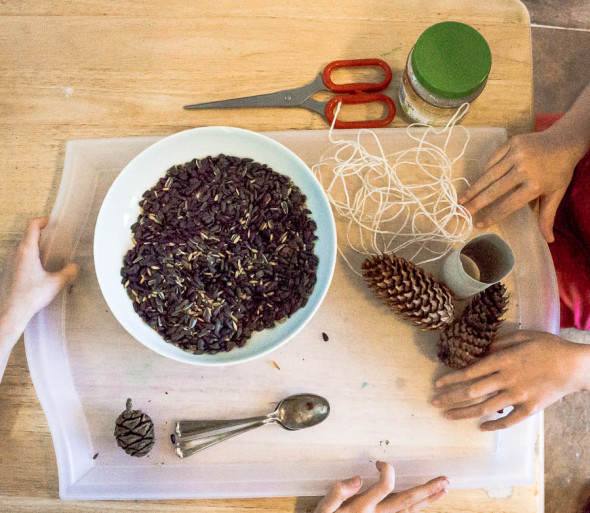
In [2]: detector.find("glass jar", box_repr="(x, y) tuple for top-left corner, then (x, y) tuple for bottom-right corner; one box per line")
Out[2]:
(398, 21), (492, 126)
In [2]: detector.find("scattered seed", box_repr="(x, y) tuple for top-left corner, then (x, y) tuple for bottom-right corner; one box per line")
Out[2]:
(322, 332), (329, 342)
(270, 360), (281, 370)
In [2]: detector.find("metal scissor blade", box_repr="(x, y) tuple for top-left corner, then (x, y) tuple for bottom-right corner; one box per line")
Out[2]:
(300, 97), (327, 117)
(184, 73), (324, 110)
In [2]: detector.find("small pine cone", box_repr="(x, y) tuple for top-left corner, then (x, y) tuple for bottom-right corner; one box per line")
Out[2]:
(437, 283), (509, 369)
(362, 253), (454, 330)
(114, 398), (155, 457)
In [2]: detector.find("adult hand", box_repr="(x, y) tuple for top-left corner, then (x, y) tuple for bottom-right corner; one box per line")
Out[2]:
(0, 217), (79, 335)
(314, 461), (448, 513)
(433, 331), (590, 431)
(459, 129), (583, 242)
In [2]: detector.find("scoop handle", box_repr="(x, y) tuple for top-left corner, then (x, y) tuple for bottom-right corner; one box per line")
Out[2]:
(175, 415), (272, 440)
(175, 421), (266, 458)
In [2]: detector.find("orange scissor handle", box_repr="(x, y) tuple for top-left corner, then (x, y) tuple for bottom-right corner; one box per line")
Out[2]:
(325, 93), (396, 129)
(322, 59), (393, 93)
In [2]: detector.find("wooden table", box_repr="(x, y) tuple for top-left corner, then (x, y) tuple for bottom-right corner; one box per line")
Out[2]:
(0, 1), (541, 511)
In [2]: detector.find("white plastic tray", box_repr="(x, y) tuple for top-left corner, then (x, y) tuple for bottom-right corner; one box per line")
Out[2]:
(25, 128), (559, 500)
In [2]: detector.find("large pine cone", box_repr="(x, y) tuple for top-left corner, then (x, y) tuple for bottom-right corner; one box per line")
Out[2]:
(362, 254), (454, 330)
(114, 398), (155, 457)
(437, 282), (508, 369)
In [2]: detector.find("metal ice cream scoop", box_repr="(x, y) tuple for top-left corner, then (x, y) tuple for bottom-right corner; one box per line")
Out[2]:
(174, 393), (330, 458)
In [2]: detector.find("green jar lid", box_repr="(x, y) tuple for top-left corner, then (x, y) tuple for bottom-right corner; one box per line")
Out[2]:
(411, 21), (492, 100)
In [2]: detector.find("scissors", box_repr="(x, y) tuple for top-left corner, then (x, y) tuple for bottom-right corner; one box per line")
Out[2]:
(184, 58), (396, 129)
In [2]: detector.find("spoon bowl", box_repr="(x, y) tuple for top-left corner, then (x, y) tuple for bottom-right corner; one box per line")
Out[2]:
(275, 393), (330, 430)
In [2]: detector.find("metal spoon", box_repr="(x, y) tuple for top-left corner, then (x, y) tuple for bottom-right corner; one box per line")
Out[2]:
(174, 393), (330, 458)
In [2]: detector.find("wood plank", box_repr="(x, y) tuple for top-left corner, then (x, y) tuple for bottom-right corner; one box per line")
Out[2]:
(0, 0), (532, 20)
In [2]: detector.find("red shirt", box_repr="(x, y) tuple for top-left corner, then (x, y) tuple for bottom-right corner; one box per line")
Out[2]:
(549, 148), (590, 329)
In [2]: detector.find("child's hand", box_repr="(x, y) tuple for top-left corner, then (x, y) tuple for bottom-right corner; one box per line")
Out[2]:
(314, 461), (448, 513)
(459, 129), (584, 242)
(433, 331), (590, 431)
(0, 217), (78, 336)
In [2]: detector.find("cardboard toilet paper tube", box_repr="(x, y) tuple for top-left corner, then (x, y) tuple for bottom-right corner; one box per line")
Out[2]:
(442, 233), (515, 298)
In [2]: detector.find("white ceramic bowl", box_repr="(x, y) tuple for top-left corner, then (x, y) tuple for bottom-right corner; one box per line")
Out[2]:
(94, 127), (337, 366)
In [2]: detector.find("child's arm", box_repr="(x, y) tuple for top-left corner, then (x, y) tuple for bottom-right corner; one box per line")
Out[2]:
(432, 331), (590, 431)
(0, 218), (78, 384)
(460, 83), (590, 242)
(0, 319), (24, 382)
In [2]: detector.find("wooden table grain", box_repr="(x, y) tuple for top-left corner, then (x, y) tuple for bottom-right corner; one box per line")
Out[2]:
(0, 1), (540, 511)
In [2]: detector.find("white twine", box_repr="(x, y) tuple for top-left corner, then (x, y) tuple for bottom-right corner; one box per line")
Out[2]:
(312, 103), (473, 274)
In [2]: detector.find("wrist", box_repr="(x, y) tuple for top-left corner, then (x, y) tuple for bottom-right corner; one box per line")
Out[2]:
(571, 342), (590, 392)
(0, 311), (27, 353)
(548, 116), (590, 161)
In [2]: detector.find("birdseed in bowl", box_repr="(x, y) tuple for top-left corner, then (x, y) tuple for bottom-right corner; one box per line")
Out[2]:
(120, 154), (318, 355)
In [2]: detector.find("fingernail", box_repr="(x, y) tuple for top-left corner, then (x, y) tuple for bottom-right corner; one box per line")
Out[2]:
(435, 380), (443, 388)
(437, 479), (449, 491)
(352, 475), (361, 487)
(433, 479), (449, 493)
(476, 222), (485, 229)
(432, 399), (441, 407)
(446, 412), (454, 420)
